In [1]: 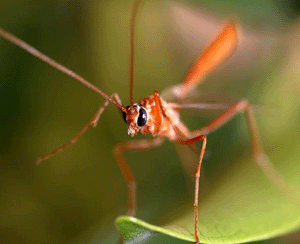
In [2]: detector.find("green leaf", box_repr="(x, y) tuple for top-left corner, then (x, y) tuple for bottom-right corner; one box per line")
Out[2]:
(116, 157), (300, 243)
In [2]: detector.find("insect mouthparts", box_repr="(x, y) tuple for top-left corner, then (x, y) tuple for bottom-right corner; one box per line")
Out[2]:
(128, 127), (136, 137)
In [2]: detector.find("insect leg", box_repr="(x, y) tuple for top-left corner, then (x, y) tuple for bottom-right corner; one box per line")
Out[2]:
(113, 137), (164, 216)
(190, 99), (299, 202)
(173, 98), (300, 242)
(37, 93), (121, 164)
(175, 135), (207, 244)
(152, 90), (204, 243)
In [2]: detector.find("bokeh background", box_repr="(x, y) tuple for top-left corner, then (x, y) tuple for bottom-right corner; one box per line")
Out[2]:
(0, 0), (300, 243)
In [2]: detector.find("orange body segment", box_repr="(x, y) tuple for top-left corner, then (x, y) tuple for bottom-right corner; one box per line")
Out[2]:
(181, 21), (237, 97)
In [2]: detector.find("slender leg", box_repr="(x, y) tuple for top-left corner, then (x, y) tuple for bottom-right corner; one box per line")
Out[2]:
(113, 137), (164, 216)
(175, 135), (207, 244)
(153, 92), (298, 242)
(37, 93), (122, 164)
(190, 99), (300, 202)
(169, 98), (299, 243)
(153, 90), (206, 243)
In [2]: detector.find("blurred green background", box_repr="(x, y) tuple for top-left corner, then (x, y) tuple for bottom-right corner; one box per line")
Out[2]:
(0, 0), (300, 243)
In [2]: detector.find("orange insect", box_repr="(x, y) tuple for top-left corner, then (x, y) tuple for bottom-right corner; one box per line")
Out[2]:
(0, 0), (294, 243)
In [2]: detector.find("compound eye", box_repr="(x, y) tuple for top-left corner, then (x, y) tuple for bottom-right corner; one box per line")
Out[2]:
(123, 105), (130, 123)
(137, 108), (147, 127)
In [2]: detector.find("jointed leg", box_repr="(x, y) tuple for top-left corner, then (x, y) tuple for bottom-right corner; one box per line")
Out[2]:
(175, 135), (207, 244)
(153, 92), (298, 242)
(113, 137), (164, 216)
(173, 98), (299, 243)
(191, 99), (299, 202)
(37, 93), (122, 164)
(154, 90), (207, 243)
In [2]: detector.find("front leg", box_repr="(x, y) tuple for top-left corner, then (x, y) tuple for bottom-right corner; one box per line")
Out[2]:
(37, 93), (121, 164)
(113, 137), (164, 216)
(175, 135), (207, 244)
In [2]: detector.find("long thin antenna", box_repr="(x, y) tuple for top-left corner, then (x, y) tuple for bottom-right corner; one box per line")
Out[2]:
(0, 27), (126, 112)
(129, 0), (142, 106)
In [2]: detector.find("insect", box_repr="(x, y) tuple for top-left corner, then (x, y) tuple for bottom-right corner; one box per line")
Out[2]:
(0, 0), (296, 243)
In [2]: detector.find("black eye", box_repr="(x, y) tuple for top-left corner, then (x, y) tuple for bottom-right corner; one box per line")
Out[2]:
(137, 108), (147, 127)
(123, 105), (130, 123)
